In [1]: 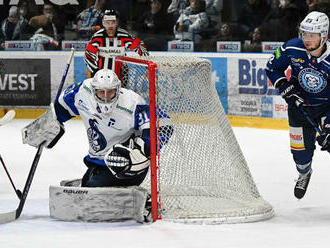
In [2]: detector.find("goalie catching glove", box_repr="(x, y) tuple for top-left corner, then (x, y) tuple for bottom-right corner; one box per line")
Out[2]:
(104, 137), (150, 179)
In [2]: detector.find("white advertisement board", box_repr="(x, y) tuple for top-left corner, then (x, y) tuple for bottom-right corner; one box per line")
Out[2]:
(226, 53), (288, 120)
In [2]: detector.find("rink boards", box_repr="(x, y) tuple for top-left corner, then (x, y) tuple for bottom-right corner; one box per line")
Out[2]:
(0, 51), (289, 130)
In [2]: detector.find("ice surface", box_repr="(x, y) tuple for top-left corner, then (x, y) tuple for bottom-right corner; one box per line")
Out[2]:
(0, 119), (330, 248)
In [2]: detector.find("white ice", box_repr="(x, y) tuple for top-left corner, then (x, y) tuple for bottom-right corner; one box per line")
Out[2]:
(0, 119), (330, 248)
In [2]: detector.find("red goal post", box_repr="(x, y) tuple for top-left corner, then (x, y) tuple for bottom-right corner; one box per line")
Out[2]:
(115, 56), (161, 221)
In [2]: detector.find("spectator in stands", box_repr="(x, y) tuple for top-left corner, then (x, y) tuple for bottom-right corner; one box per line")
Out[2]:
(306, 0), (330, 16)
(238, 0), (270, 40)
(261, 0), (283, 41)
(216, 22), (235, 41)
(135, 0), (172, 50)
(28, 3), (64, 50)
(242, 27), (263, 52)
(0, 6), (28, 47)
(263, 0), (282, 23)
(167, 0), (190, 23)
(28, 3), (64, 41)
(262, 0), (304, 41)
(281, 0), (306, 39)
(76, 0), (105, 40)
(173, 0), (209, 43)
(18, 0), (34, 21)
(205, 0), (223, 28)
(196, 22), (236, 52)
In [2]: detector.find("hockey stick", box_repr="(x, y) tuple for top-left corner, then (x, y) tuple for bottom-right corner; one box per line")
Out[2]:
(55, 48), (75, 102)
(298, 105), (322, 135)
(0, 142), (45, 224)
(0, 111), (20, 199)
(0, 110), (15, 126)
(0, 155), (22, 200)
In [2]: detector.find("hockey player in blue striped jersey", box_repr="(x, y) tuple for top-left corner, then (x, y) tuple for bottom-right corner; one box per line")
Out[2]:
(266, 11), (330, 199)
(54, 69), (171, 187)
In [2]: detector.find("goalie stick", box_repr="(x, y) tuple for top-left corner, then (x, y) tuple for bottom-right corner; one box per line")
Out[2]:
(0, 110), (15, 126)
(55, 48), (75, 101)
(0, 142), (45, 224)
(0, 49), (74, 224)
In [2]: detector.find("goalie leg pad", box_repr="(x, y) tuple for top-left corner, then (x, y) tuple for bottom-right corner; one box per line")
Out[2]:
(49, 184), (149, 223)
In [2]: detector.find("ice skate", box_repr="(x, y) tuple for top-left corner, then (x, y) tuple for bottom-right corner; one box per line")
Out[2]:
(294, 170), (312, 199)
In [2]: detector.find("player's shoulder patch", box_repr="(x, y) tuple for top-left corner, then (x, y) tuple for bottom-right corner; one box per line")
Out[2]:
(82, 79), (93, 95)
(116, 89), (145, 114)
(64, 81), (83, 96)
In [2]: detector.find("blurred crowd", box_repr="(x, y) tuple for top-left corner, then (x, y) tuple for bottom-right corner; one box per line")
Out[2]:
(0, 0), (329, 52)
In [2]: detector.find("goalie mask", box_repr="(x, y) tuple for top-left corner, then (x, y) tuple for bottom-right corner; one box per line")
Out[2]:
(91, 69), (121, 116)
(299, 11), (329, 50)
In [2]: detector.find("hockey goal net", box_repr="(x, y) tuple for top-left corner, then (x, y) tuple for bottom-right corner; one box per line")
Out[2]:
(115, 55), (274, 224)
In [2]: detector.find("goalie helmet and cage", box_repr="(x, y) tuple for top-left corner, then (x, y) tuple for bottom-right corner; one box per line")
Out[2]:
(112, 55), (274, 224)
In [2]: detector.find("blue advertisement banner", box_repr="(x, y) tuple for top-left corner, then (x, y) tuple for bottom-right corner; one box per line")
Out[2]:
(203, 57), (228, 113)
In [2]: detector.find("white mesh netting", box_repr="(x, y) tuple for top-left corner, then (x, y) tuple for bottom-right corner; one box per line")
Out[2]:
(117, 55), (274, 224)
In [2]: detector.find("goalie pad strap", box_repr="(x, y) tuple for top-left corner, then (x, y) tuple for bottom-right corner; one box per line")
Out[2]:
(49, 185), (149, 223)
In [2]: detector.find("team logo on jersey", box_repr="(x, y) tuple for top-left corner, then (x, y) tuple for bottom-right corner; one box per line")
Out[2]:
(87, 119), (107, 152)
(108, 118), (122, 131)
(298, 68), (327, 93)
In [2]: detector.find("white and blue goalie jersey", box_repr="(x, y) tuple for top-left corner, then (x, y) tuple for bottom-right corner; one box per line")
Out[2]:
(266, 38), (330, 106)
(54, 79), (154, 166)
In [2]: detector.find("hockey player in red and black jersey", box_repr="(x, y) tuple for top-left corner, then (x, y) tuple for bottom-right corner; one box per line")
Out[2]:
(84, 9), (149, 76)
(266, 11), (330, 200)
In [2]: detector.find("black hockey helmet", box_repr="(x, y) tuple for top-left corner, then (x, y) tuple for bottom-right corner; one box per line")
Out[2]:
(103, 9), (120, 21)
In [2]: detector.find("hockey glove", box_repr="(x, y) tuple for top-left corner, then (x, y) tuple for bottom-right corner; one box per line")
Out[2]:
(275, 79), (304, 108)
(316, 124), (330, 151)
(104, 137), (150, 178)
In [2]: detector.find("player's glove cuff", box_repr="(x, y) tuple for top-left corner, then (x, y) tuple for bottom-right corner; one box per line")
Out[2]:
(317, 124), (330, 151)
